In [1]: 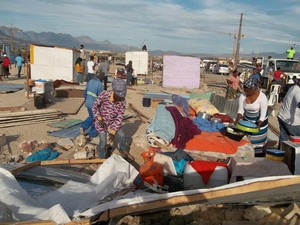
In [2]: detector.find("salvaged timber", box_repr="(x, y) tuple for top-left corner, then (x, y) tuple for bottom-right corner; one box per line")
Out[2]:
(0, 106), (25, 112)
(0, 109), (61, 118)
(97, 176), (300, 222)
(128, 103), (150, 121)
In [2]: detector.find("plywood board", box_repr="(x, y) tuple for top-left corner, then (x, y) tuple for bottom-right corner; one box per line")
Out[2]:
(163, 55), (200, 89)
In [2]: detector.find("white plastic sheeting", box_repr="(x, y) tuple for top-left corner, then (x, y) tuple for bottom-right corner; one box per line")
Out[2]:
(0, 155), (139, 224)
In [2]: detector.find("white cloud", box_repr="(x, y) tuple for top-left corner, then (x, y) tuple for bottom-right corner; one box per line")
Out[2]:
(0, 0), (299, 54)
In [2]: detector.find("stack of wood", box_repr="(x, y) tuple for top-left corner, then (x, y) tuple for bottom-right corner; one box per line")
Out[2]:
(0, 109), (63, 128)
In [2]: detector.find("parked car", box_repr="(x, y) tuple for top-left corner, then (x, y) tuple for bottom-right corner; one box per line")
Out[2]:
(218, 64), (230, 75)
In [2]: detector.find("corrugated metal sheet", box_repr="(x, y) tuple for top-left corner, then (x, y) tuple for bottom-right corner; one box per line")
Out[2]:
(210, 94), (239, 119)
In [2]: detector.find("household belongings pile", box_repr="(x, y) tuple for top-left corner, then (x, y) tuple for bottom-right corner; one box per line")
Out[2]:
(142, 95), (292, 191)
(0, 155), (295, 224)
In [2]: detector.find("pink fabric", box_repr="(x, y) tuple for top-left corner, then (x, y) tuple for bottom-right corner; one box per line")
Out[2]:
(228, 75), (240, 90)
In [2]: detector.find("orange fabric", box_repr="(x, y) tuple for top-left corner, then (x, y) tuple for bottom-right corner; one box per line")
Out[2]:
(185, 131), (250, 154)
(189, 160), (228, 184)
(189, 106), (197, 117)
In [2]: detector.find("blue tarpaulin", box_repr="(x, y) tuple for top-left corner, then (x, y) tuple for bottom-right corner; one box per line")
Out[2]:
(0, 83), (24, 93)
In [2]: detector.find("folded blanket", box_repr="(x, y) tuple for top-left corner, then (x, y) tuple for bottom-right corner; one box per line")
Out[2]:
(185, 131), (250, 155)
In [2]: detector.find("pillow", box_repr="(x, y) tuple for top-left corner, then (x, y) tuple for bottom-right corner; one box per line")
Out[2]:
(189, 98), (219, 115)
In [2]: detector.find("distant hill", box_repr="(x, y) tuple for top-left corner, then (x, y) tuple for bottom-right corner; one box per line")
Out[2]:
(0, 26), (290, 58)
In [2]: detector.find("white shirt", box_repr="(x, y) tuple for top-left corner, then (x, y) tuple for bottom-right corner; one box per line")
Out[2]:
(87, 60), (95, 74)
(238, 91), (268, 122)
(278, 85), (300, 126)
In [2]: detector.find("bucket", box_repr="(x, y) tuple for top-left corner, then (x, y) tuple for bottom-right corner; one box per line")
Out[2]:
(142, 98), (151, 107)
(34, 94), (46, 109)
(35, 80), (46, 94)
(139, 151), (164, 186)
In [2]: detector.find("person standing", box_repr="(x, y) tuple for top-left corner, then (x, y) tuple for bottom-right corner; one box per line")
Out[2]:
(92, 78), (132, 159)
(2, 53), (11, 78)
(15, 53), (24, 78)
(80, 73), (104, 139)
(75, 57), (83, 83)
(277, 78), (300, 146)
(286, 46), (296, 60)
(86, 55), (96, 82)
(99, 57), (110, 90)
(226, 70), (243, 99)
(125, 60), (134, 85)
(250, 67), (262, 87)
(235, 78), (269, 157)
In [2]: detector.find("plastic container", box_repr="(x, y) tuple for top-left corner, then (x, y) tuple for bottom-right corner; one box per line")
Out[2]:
(266, 149), (284, 161)
(139, 151), (164, 186)
(184, 161), (228, 189)
(290, 136), (300, 143)
(142, 98), (151, 107)
(35, 80), (46, 94)
(225, 127), (245, 141)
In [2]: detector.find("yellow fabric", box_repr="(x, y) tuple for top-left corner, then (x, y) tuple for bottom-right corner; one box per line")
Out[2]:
(108, 129), (116, 135)
(75, 63), (83, 73)
(189, 98), (219, 115)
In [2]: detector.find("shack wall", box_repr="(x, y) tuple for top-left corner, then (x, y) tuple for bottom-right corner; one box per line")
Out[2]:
(30, 45), (77, 81)
(163, 55), (200, 89)
(125, 51), (148, 75)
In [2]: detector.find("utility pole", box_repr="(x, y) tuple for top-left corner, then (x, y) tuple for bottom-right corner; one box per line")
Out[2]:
(10, 24), (14, 52)
(234, 13), (243, 66)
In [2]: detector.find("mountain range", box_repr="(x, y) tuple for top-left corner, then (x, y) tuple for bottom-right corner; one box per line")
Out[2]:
(0, 26), (288, 58)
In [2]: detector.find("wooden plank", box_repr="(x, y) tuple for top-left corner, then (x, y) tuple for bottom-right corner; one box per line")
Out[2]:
(128, 103), (150, 120)
(10, 161), (41, 175)
(0, 106), (25, 112)
(0, 109), (60, 118)
(0, 114), (61, 123)
(98, 177), (300, 221)
(0, 117), (62, 128)
(40, 158), (105, 165)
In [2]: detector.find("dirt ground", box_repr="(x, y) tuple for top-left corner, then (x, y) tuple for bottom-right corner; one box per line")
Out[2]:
(0, 66), (292, 225)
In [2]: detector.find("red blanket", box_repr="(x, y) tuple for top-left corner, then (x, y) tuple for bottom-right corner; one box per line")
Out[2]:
(185, 131), (250, 155)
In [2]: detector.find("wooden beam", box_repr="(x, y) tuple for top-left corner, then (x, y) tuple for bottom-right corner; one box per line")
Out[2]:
(97, 177), (300, 221)
(40, 158), (106, 165)
(128, 103), (150, 120)
(0, 109), (61, 118)
(0, 117), (62, 128)
(0, 106), (25, 112)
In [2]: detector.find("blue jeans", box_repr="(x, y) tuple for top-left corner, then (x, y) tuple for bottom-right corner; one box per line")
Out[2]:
(80, 107), (97, 138)
(76, 73), (83, 83)
(98, 127), (127, 158)
(17, 66), (22, 77)
(278, 117), (300, 142)
(86, 73), (95, 82)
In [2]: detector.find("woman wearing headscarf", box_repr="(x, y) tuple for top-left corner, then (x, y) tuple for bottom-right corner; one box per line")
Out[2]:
(92, 78), (133, 160)
(235, 78), (269, 156)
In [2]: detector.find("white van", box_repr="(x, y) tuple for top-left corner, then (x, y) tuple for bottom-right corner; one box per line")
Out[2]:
(262, 58), (300, 79)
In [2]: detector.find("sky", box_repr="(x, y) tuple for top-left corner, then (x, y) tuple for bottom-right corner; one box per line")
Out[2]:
(1, 0), (300, 55)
